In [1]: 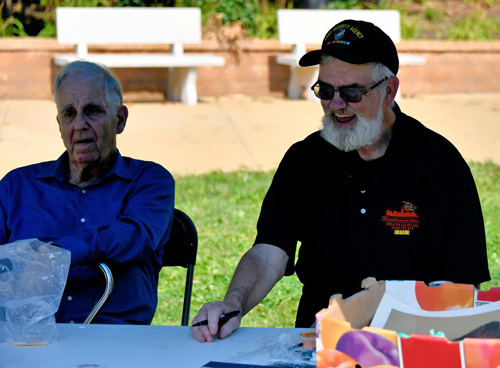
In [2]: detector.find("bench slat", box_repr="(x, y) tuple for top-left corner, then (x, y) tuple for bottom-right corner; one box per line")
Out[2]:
(56, 7), (202, 44)
(278, 9), (402, 45)
(53, 54), (226, 68)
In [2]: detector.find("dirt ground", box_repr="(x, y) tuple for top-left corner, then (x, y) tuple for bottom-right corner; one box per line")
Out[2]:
(0, 93), (499, 179)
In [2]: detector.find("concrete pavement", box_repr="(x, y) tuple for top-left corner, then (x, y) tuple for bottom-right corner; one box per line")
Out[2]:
(0, 93), (499, 179)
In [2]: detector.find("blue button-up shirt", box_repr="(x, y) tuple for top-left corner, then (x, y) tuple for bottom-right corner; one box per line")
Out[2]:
(0, 151), (175, 324)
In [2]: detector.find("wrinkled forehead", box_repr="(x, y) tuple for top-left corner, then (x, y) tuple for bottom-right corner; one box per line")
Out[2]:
(57, 74), (107, 109)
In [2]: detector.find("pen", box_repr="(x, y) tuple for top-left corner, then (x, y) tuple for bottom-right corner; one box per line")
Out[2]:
(192, 310), (240, 328)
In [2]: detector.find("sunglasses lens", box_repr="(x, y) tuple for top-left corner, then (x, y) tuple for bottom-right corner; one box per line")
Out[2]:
(313, 84), (334, 100)
(313, 83), (363, 102)
(340, 89), (362, 103)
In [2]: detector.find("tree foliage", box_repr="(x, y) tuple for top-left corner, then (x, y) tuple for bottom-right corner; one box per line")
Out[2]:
(1, 0), (500, 39)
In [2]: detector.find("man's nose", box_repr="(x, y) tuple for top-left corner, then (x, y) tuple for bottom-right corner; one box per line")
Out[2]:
(329, 93), (348, 110)
(74, 113), (88, 129)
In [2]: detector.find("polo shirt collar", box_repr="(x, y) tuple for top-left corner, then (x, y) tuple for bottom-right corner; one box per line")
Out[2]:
(384, 103), (413, 181)
(35, 150), (134, 184)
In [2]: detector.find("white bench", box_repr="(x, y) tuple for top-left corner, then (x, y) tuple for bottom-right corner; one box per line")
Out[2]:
(54, 7), (225, 105)
(276, 9), (426, 101)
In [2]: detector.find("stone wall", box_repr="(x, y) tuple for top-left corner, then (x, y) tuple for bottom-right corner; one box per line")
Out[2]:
(1, 38), (499, 101)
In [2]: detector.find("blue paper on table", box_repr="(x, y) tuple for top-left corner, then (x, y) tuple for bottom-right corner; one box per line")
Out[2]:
(201, 361), (313, 368)
(202, 362), (277, 368)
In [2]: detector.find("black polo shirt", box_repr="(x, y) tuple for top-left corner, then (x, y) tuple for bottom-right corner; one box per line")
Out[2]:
(254, 104), (490, 327)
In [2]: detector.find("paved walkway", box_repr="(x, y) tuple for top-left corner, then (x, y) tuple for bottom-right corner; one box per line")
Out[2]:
(0, 93), (499, 178)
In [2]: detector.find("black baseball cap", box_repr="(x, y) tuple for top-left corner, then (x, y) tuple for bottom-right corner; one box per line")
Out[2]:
(299, 19), (399, 75)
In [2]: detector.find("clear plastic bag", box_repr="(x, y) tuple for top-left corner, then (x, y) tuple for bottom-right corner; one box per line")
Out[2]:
(225, 331), (316, 367)
(0, 239), (71, 346)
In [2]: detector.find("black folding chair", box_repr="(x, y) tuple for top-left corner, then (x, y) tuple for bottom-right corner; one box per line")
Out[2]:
(161, 208), (198, 326)
(84, 208), (198, 326)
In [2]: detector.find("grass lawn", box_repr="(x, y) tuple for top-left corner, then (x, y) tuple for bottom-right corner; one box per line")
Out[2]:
(153, 162), (500, 327)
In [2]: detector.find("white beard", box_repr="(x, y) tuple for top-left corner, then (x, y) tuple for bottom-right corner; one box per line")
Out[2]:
(320, 101), (384, 152)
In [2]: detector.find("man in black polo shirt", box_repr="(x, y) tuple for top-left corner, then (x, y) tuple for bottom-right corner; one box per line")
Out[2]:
(191, 19), (490, 342)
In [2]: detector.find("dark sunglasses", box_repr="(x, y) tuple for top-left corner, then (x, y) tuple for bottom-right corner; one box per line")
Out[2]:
(311, 77), (389, 103)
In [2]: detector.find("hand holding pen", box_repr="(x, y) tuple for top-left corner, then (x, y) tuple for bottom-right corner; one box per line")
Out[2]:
(190, 302), (242, 342)
(192, 310), (240, 329)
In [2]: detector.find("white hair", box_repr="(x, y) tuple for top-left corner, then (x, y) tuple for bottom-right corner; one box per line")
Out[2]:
(320, 54), (395, 80)
(54, 60), (123, 112)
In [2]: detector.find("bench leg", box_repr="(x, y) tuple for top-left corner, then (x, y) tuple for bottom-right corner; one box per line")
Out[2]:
(287, 66), (319, 101)
(167, 67), (198, 105)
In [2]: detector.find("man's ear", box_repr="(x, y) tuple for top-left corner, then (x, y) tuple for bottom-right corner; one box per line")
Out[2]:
(116, 105), (128, 135)
(383, 76), (400, 108)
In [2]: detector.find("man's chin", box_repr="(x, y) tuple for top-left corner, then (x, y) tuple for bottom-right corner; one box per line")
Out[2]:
(320, 115), (354, 151)
(71, 154), (100, 166)
(320, 107), (384, 152)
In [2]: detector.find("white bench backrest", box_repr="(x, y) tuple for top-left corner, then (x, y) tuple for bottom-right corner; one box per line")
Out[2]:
(56, 7), (202, 45)
(277, 9), (401, 49)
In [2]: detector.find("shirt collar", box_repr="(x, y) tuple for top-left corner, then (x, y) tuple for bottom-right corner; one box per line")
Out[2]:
(35, 150), (134, 184)
(383, 103), (413, 181)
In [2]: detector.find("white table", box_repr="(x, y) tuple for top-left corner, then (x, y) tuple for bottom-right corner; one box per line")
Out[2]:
(0, 324), (311, 368)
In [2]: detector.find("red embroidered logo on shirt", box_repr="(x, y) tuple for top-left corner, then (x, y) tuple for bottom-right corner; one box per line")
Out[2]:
(381, 201), (420, 235)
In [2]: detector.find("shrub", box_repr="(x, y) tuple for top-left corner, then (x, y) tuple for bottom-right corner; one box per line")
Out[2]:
(1, 0), (500, 40)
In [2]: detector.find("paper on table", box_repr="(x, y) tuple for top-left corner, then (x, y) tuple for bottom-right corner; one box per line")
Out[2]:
(202, 361), (314, 368)
(383, 281), (421, 308)
(222, 331), (315, 368)
(370, 292), (500, 340)
(201, 362), (282, 367)
(0, 306), (5, 343)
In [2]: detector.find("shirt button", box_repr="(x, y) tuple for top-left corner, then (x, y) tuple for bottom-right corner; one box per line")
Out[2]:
(361, 208), (366, 214)
(361, 190), (366, 193)
(82, 189), (87, 194)
(68, 296), (72, 301)
(80, 218), (86, 223)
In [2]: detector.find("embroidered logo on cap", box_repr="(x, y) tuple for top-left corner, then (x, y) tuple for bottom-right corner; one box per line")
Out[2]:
(381, 201), (420, 235)
(324, 23), (364, 46)
(334, 29), (345, 40)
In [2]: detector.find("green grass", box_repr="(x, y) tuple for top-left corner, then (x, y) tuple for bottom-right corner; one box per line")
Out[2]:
(470, 162), (500, 291)
(152, 162), (500, 326)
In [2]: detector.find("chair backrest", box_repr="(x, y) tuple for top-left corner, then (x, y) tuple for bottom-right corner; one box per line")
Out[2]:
(162, 208), (198, 326)
(85, 208), (198, 326)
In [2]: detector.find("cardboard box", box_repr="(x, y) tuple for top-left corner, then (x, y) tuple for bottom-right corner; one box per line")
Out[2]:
(315, 279), (500, 368)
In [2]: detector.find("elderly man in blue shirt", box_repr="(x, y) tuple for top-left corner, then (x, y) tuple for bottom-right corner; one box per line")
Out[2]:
(0, 60), (175, 324)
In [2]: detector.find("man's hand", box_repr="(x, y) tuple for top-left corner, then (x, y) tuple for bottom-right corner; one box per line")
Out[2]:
(190, 244), (288, 343)
(190, 301), (241, 343)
